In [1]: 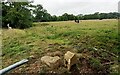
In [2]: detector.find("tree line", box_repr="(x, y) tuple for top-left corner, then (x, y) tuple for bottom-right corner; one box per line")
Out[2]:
(2, 2), (120, 29)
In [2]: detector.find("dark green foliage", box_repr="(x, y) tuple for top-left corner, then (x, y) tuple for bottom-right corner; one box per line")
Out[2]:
(50, 12), (120, 21)
(83, 12), (99, 20)
(33, 4), (52, 22)
(2, 2), (34, 29)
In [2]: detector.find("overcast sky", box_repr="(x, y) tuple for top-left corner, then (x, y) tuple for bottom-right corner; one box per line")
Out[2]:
(32, 0), (120, 16)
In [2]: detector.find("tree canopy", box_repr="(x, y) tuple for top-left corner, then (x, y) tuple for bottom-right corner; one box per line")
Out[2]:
(2, 2), (35, 29)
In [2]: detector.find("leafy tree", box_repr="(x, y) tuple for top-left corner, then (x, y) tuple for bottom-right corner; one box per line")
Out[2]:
(42, 12), (52, 22)
(62, 13), (69, 21)
(77, 14), (83, 20)
(94, 12), (100, 19)
(33, 4), (47, 22)
(67, 14), (75, 20)
(2, 2), (34, 29)
(51, 15), (58, 21)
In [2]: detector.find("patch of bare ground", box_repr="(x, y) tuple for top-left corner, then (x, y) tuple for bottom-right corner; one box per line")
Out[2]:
(7, 43), (116, 74)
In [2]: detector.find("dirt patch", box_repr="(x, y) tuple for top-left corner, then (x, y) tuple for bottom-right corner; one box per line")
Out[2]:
(8, 52), (95, 74)
(6, 42), (117, 74)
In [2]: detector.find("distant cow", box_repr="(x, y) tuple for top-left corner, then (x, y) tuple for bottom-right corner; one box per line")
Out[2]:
(75, 19), (79, 23)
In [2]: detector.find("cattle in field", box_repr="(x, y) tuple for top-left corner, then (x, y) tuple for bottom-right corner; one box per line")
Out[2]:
(75, 19), (79, 23)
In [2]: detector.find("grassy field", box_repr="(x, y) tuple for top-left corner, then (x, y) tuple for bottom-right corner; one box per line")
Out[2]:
(2, 19), (119, 74)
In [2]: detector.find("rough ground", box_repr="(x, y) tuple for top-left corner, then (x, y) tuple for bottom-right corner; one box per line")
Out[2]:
(2, 19), (119, 74)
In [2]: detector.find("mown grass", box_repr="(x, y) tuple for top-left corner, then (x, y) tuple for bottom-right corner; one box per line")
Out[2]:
(2, 19), (119, 73)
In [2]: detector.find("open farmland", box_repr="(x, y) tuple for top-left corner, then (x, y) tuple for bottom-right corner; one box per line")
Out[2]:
(2, 19), (119, 74)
